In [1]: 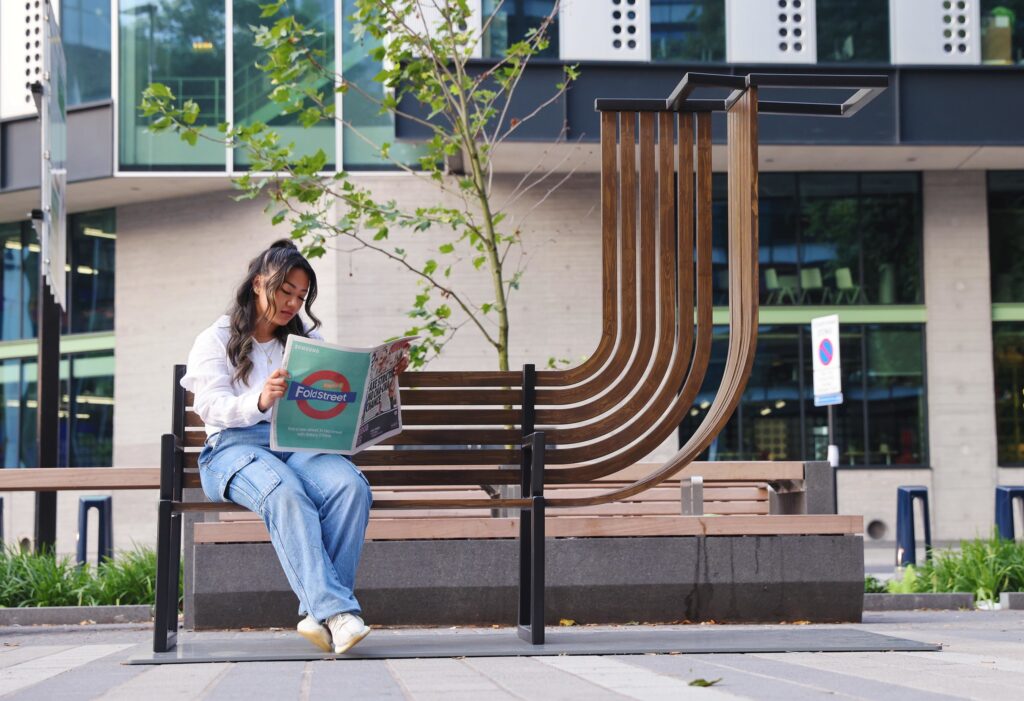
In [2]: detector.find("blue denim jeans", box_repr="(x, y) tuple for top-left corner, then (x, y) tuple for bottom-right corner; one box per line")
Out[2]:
(198, 422), (372, 622)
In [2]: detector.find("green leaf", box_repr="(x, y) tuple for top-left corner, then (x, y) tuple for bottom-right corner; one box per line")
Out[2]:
(439, 242), (455, 254)
(423, 259), (438, 276)
(688, 679), (722, 688)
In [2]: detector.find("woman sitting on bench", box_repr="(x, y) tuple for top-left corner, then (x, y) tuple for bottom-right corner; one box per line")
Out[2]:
(182, 239), (392, 654)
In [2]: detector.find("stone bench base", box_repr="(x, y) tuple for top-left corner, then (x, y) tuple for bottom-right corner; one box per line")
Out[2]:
(189, 535), (864, 629)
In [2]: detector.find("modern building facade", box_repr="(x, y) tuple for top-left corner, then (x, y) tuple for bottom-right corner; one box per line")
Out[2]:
(2, 0), (1024, 551)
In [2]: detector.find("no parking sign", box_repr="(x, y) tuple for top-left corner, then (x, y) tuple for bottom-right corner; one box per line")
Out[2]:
(811, 314), (843, 407)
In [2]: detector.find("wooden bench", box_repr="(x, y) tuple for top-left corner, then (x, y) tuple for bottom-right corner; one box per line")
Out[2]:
(156, 71), (888, 651)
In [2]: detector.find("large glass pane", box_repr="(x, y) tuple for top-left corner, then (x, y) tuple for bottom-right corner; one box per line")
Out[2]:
(864, 324), (926, 465)
(995, 322), (1024, 464)
(799, 173), (859, 306)
(0, 223), (25, 341)
(710, 174), (729, 306)
(679, 326), (737, 459)
(234, 0), (334, 169)
(861, 173), (922, 305)
(0, 359), (22, 467)
(737, 325), (804, 460)
(759, 174), (799, 306)
(62, 0), (112, 105)
(816, 0), (890, 63)
(482, 0), (558, 58)
(650, 0), (724, 62)
(981, 0), (1024, 64)
(341, 0), (424, 169)
(989, 171), (1024, 303)
(119, 0), (226, 170)
(66, 352), (114, 466)
(68, 210), (116, 333)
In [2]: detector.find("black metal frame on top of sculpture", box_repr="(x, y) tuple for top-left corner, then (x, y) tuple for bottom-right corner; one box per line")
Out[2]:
(153, 72), (886, 655)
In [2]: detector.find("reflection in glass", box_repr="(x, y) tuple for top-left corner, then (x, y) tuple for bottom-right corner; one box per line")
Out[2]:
(981, 0), (1024, 64)
(816, 0), (889, 63)
(681, 324), (927, 467)
(62, 0), (113, 105)
(69, 210), (116, 334)
(995, 322), (1024, 464)
(65, 352), (115, 466)
(234, 0), (334, 169)
(482, 0), (558, 59)
(650, 0), (724, 62)
(119, 0), (226, 169)
(712, 173), (922, 307)
(341, 0), (426, 170)
(989, 171), (1024, 302)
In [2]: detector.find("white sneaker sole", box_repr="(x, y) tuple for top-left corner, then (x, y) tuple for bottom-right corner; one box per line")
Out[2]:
(297, 624), (333, 653)
(333, 626), (371, 655)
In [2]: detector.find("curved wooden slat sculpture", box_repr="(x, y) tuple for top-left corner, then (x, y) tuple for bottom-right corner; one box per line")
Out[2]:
(178, 73), (886, 509)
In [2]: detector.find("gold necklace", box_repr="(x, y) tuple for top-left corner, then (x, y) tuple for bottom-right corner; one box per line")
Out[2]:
(254, 338), (278, 367)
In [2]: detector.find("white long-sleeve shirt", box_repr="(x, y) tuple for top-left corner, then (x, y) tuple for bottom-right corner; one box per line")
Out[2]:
(180, 315), (323, 435)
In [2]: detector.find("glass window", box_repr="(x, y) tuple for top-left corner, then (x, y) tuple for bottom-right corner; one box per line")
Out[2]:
(68, 210), (116, 333)
(681, 324), (928, 467)
(482, 1), (558, 59)
(650, 0), (725, 62)
(61, 0), (112, 105)
(712, 173), (923, 307)
(989, 171), (1024, 303)
(995, 322), (1024, 464)
(981, 0), (1024, 65)
(816, 0), (890, 63)
(341, 0), (425, 170)
(233, 0), (335, 169)
(0, 209), (115, 339)
(0, 351), (113, 469)
(119, 0), (226, 170)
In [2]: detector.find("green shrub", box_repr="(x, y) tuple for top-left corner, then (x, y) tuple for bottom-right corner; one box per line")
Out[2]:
(864, 575), (887, 593)
(885, 534), (1024, 604)
(0, 546), (181, 609)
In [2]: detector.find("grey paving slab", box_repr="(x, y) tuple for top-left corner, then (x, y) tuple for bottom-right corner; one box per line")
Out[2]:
(198, 660), (307, 701)
(93, 662), (232, 701)
(623, 653), (965, 701)
(308, 659), (407, 700)
(126, 627), (938, 665)
(0, 644), (133, 697)
(461, 656), (631, 701)
(535, 656), (741, 700)
(0, 645), (73, 671)
(386, 658), (520, 701)
(2, 647), (150, 701)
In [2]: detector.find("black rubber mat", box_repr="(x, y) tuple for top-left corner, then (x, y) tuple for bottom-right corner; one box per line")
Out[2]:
(127, 626), (941, 665)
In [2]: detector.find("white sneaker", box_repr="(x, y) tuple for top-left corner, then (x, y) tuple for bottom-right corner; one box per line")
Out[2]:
(296, 615), (332, 652)
(325, 612), (371, 654)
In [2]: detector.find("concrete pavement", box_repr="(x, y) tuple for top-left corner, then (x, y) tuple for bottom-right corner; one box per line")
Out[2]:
(3, 611), (1024, 699)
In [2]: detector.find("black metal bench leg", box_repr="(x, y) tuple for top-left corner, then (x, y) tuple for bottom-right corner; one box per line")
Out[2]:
(517, 430), (545, 645)
(153, 499), (179, 653)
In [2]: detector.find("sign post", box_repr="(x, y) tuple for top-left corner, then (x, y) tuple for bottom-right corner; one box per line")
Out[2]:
(811, 314), (842, 471)
(30, 0), (67, 553)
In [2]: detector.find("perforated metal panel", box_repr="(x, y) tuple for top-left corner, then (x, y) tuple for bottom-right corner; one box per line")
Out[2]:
(727, 0), (817, 64)
(559, 0), (651, 62)
(891, 0), (981, 65)
(1, 0), (47, 120)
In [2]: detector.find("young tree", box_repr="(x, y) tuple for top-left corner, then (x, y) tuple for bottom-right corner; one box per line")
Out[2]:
(142, 0), (578, 372)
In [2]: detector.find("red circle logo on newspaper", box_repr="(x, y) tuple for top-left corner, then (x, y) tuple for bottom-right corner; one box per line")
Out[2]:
(296, 370), (351, 420)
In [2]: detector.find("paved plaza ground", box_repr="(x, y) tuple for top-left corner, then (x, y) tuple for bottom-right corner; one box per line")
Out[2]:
(2, 610), (1024, 699)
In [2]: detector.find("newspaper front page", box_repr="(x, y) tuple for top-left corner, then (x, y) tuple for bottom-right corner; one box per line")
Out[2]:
(270, 336), (413, 454)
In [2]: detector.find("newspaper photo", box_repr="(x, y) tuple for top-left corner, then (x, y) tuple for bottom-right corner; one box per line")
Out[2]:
(270, 335), (414, 455)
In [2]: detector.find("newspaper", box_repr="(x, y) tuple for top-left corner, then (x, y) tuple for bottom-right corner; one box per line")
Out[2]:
(270, 335), (414, 455)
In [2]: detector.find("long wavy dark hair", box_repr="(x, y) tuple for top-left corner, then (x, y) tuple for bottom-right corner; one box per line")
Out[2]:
(226, 239), (321, 385)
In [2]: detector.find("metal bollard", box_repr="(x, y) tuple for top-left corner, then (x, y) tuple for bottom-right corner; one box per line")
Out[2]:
(77, 496), (113, 565)
(895, 486), (931, 567)
(995, 486), (1024, 540)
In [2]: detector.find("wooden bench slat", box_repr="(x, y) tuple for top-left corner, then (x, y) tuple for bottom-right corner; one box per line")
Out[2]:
(194, 514), (863, 543)
(0, 467), (160, 491)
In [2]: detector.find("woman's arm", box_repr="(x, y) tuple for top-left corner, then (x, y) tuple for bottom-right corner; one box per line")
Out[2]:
(182, 330), (270, 428)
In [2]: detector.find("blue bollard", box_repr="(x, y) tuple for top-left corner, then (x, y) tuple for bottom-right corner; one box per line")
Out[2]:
(995, 486), (1024, 540)
(77, 496), (113, 566)
(896, 486), (931, 567)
